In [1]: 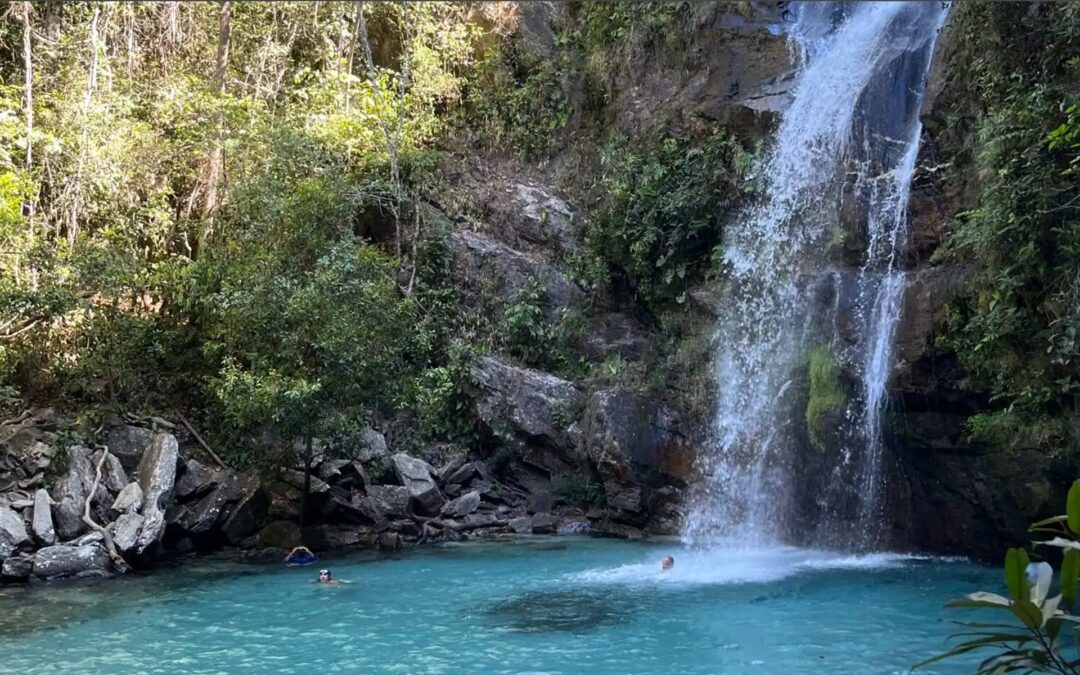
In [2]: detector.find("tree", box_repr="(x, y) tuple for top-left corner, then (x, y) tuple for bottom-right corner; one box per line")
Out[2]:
(204, 171), (415, 527)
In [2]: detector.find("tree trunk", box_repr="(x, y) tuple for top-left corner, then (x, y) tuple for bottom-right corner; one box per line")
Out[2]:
(19, 1), (34, 249)
(194, 0), (232, 223)
(344, 3), (362, 115)
(67, 3), (101, 245)
(299, 434), (313, 531)
(21, 1), (32, 172)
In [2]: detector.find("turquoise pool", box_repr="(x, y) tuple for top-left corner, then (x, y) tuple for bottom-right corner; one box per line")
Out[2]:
(0, 538), (997, 674)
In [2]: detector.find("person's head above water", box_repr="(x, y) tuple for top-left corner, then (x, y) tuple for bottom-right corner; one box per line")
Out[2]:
(661, 556), (674, 570)
(318, 569), (332, 583)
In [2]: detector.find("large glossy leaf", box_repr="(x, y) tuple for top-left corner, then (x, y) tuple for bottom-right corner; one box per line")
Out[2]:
(913, 635), (1034, 670)
(1029, 514), (1068, 530)
(1068, 480), (1080, 533)
(1010, 598), (1043, 629)
(1036, 536), (1080, 551)
(1005, 549), (1031, 601)
(1062, 549), (1079, 610)
(947, 592), (1012, 609)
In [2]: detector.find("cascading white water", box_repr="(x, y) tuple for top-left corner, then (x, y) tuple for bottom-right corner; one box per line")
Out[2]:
(684, 1), (947, 549)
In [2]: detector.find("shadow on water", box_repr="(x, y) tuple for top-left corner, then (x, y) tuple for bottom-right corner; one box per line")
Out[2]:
(486, 588), (642, 634)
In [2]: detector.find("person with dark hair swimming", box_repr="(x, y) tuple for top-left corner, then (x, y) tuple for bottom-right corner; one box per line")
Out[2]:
(285, 546), (318, 566)
(315, 569), (352, 585)
(661, 555), (675, 571)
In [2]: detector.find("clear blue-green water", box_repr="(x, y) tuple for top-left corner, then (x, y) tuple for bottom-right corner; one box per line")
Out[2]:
(0, 538), (997, 674)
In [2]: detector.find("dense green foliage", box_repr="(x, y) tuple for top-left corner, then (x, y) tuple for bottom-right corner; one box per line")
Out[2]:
(0, 2), (476, 464)
(582, 130), (752, 311)
(938, 2), (1080, 454)
(919, 481), (1080, 673)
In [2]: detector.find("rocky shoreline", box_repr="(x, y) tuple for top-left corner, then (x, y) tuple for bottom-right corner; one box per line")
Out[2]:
(0, 406), (679, 583)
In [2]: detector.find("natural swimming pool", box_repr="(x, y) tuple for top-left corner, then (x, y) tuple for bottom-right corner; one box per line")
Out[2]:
(0, 538), (997, 674)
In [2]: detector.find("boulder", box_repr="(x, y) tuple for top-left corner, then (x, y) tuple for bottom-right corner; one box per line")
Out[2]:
(356, 428), (389, 463)
(72, 531), (104, 547)
(391, 454), (445, 514)
(31, 488), (55, 546)
(317, 459), (351, 482)
(105, 425), (156, 470)
(174, 459), (221, 501)
(221, 478), (270, 545)
(178, 477), (237, 534)
(377, 531), (403, 552)
(51, 446), (98, 540)
(281, 469), (330, 495)
(582, 388), (687, 514)
(530, 512), (556, 534)
(133, 433), (179, 554)
(110, 482), (144, 516)
(0, 506), (30, 558)
(509, 516), (533, 534)
(304, 525), (367, 550)
(441, 490), (481, 519)
(2, 553), (33, 579)
(360, 486), (410, 520)
(557, 520), (590, 536)
(578, 313), (649, 361)
(443, 461), (479, 486)
(527, 493), (554, 515)
(469, 356), (584, 453)
(257, 520), (302, 550)
(92, 449), (128, 495)
(447, 230), (583, 320)
(110, 512), (144, 555)
(32, 544), (111, 579)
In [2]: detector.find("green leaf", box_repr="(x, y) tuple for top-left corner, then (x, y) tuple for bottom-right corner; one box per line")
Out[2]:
(1010, 598), (1043, 629)
(1036, 536), (1080, 551)
(1029, 515), (1068, 530)
(1061, 549), (1079, 610)
(1068, 480), (1080, 533)
(947, 592), (1012, 609)
(1005, 548), (1031, 601)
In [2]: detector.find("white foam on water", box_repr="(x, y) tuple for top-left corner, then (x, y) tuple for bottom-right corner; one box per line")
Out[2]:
(570, 546), (956, 587)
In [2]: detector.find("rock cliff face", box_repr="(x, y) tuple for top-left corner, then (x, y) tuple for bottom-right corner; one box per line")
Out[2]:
(880, 14), (1067, 560)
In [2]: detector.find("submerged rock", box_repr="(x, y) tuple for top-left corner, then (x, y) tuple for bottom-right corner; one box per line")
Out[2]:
(32, 544), (111, 579)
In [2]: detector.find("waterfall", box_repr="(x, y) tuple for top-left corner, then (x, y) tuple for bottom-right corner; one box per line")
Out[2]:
(684, 2), (947, 549)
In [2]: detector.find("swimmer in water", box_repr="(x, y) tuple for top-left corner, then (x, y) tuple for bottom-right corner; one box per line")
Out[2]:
(661, 555), (674, 571)
(315, 569), (352, 585)
(285, 546), (318, 566)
